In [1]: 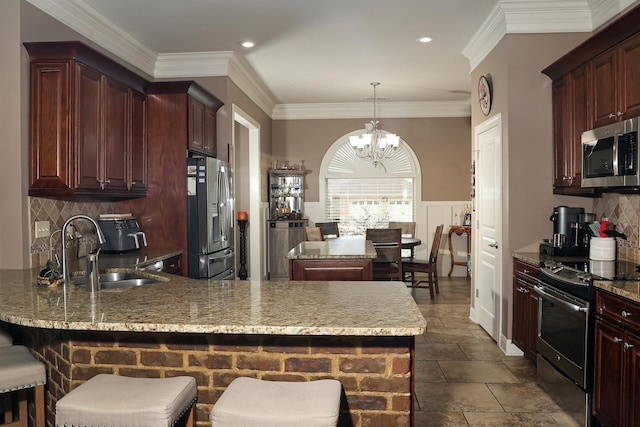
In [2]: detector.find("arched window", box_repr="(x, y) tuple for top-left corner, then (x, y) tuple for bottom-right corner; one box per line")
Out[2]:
(320, 130), (422, 236)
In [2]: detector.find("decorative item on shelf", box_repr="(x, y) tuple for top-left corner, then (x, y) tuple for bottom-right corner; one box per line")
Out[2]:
(349, 82), (400, 168)
(237, 211), (247, 221)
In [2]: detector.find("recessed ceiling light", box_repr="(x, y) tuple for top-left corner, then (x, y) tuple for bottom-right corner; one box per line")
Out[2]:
(417, 36), (432, 43)
(240, 41), (256, 48)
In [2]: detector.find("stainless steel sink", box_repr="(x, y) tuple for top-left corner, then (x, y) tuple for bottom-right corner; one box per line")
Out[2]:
(73, 271), (162, 289)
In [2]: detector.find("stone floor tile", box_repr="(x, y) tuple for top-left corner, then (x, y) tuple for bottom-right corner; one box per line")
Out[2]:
(487, 383), (563, 412)
(414, 411), (469, 427)
(415, 383), (504, 412)
(464, 412), (563, 426)
(415, 343), (468, 361)
(415, 360), (447, 383)
(438, 360), (520, 383)
(458, 342), (510, 361)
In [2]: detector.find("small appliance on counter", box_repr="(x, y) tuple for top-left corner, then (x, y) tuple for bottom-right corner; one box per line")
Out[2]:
(98, 214), (147, 253)
(539, 206), (594, 257)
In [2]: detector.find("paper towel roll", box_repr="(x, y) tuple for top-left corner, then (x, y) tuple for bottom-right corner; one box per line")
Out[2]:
(589, 237), (616, 261)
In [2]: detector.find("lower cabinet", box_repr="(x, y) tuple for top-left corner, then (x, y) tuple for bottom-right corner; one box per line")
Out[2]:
(289, 259), (373, 281)
(268, 220), (306, 280)
(512, 258), (539, 361)
(593, 290), (640, 427)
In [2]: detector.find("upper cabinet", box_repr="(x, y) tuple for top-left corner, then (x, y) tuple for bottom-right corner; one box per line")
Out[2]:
(148, 81), (223, 158)
(543, 4), (640, 196)
(593, 33), (640, 127)
(24, 41), (149, 200)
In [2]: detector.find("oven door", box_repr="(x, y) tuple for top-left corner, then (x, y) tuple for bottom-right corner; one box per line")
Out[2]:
(534, 282), (590, 389)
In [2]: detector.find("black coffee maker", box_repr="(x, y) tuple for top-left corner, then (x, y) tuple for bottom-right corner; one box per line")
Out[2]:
(540, 206), (593, 256)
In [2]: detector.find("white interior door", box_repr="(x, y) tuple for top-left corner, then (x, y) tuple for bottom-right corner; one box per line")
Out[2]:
(473, 115), (502, 341)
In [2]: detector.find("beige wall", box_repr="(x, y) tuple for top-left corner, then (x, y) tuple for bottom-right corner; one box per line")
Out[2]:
(272, 116), (471, 202)
(0, 0), (29, 269)
(470, 32), (592, 342)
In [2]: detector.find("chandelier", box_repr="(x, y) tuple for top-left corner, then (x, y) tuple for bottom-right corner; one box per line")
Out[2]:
(349, 82), (400, 167)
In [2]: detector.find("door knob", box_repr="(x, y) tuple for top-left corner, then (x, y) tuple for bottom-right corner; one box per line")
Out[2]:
(488, 242), (498, 249)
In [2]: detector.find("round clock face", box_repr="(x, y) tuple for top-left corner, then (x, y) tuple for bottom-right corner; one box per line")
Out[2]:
(478, 75), (491, 115)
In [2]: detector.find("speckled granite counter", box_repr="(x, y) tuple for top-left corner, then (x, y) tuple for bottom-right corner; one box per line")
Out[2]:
(0, 268), (425, 336)
(513, 251), (640, 304)
(287, 236), (377, 259)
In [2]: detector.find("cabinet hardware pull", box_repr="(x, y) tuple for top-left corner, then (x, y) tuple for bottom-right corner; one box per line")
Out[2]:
(614, 337), (622, 343)
(609, 113), (616, 119)
(622, 310), (632, 318)
(523, 269), (530, 274)
(598, 307), (604, 315)
(617, 111), (624, 117)
(624, 342), (634, 350)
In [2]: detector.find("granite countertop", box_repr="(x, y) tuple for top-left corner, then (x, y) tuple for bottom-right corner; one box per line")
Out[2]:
(87, 249), (182, 271)
(288, 236), (377, 260)
(0, 262), (425, 337)
(513, 251), (640, 304)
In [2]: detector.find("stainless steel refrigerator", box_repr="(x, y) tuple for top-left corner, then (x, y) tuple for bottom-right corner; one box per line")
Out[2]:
(187, 157), (234, 279)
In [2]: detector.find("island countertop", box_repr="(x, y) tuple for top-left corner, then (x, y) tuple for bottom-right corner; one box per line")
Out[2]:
(287, 236), (377, 260)
(0, 267), (426, 337)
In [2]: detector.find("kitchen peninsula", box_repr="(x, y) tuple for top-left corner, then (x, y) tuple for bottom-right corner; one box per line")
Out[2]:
(288, 236), (377, 280)
(0, 267), (425, 427)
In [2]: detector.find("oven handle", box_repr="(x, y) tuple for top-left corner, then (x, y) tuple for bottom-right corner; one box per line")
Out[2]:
(533, 285), (588, 313)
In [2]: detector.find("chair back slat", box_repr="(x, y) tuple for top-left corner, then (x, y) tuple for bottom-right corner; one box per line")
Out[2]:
(366, 228), (403, 280)
(316, 222), (340, 238)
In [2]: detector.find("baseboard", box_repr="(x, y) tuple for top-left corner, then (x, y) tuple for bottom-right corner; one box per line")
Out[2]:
(500, 334), (524, 356)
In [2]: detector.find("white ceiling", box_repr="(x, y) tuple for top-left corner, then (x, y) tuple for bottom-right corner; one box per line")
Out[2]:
(23, 0), (640, 118)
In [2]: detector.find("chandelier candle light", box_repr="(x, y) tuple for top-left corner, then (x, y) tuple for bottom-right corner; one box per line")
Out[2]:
(349, 82), (400, 167)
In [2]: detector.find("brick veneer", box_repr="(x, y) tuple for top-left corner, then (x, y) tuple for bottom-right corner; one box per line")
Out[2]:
(11, 327), (414, 427)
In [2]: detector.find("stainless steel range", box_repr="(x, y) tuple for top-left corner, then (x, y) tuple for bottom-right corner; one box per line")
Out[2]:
(536, 259), (640, 427)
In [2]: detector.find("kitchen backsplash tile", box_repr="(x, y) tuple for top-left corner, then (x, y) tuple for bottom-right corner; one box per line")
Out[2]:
(30, 198), (115, 267)
(593, 193), (640, 262)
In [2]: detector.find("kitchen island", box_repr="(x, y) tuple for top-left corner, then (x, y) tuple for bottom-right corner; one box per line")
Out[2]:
(0, 266), (426, 427)
(288, 236), (377, 280)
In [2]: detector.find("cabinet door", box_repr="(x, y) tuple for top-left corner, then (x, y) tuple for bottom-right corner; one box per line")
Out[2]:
(552, 80), (572, 189)
(512, 277), (529, 353)
(102, 76), (128, 191)
(593, 319), (624, 427)
(593, 48), (618, 127)
(269, 224), (290, 280)
(29, 61), (72, 191)
(129, 89), (147, 193)
(203, 106), (216, 156)
(567, 63), (591, 188)
(525, 285), (539, 359)
(188, 96), (206, 153)
(75, 64), (102, 190)
(289, 226), (305, 250)
(619, 32), (640, 121)
(626, 331), (640, 427)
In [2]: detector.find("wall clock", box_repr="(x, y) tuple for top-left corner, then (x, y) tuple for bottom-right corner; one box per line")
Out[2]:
(478, 75), (492, 115)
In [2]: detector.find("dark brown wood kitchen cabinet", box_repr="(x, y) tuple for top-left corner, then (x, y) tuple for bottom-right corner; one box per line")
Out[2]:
(25, 41), (149, 200)
(189, 96), (218, 157)
(512, 258), (539, 361)
(593, 290), (640, 427)
(592, 32), (640, 127)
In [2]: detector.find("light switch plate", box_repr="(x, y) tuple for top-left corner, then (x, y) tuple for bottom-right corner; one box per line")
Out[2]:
(35, 221), (50, 238)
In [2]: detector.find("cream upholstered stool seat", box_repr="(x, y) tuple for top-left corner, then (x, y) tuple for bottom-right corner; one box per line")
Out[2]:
(211, 377), (341, 427)
(55, 374), (197, 427)
(0, 345), (46, 427)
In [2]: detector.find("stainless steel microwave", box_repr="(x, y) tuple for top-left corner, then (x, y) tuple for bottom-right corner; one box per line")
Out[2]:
(581, 117), (640, 188)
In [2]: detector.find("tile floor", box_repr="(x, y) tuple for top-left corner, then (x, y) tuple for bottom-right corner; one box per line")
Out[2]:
(410, 276), (582, 427)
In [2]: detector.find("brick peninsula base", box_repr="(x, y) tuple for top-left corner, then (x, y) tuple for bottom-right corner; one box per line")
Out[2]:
(12, 328), (415, 427)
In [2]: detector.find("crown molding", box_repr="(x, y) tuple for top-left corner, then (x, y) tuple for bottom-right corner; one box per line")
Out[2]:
(463, 1), (594, 71)
(25, 0), (157, 76)
(272, 101), (471, 120)
(154, 51), (233, 78)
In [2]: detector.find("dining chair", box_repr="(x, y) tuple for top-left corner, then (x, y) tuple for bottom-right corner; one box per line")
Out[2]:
(365, 228), (403, 281)
(316, 222), (340, 239)
(388, 221), (417, 259)
(402, 224), (444, 299)
(305, 226), (324, 241)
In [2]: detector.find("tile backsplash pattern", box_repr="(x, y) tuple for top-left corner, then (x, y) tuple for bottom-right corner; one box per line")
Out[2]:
(593, 193), (640, 262)
(30, 197), (115, 267)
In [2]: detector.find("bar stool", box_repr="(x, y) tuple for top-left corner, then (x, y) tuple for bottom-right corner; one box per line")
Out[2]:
(211, 377), (341, 427)
(0, 345), (46, 427)
(55, 374), (197, 427)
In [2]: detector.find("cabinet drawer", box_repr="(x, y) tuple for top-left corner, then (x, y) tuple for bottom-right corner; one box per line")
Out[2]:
(596, 290), (640, 334)
(514, 259), (539, 283)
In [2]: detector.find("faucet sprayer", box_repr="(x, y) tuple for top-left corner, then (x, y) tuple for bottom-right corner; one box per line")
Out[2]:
(61, 215), (106, 284)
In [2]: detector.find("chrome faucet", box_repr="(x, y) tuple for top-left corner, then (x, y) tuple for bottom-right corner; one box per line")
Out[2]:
(61, 215), (106, 284)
